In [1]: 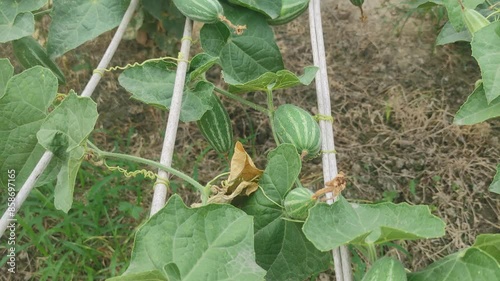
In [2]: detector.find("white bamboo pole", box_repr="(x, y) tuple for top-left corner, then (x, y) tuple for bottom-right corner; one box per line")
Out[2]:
(308, 0), (353, 280)
(0, 0), (141, 238)
(149, 19), (193, 216)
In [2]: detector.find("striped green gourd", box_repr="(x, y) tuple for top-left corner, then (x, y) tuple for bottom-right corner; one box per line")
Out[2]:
(268, 0), (310, 25)
(349, 0), (364, 7)
(273, 104), (321, 160)
(172, 0), (224, 23)
(12, 36), (66, 84)
(284, 187), (316, 220)
(197, 94), (233, 154)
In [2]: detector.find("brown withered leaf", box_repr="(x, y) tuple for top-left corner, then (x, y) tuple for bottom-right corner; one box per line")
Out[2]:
(226, 141), (263, 194)
(313, 172), (347, 199)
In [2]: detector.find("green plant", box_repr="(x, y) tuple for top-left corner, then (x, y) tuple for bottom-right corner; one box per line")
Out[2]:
(1, 0), (499, 280)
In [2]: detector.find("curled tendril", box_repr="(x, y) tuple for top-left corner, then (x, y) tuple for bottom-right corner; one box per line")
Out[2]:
(93, 54), (190, 77)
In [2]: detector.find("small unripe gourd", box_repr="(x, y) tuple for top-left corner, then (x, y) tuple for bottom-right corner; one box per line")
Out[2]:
(283, 187), (316, 220)
(197, 94), (233, 154)
(273, 104), (321, 160)
(268, 0), (310, 25)
(172, 0), (224, 23)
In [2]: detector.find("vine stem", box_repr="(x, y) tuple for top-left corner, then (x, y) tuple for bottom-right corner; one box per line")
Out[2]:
(88, 142), (205, 195)
(308, 0), (353, 280)
(266, 88), (281, 145)
(214, 87), (268, 113)
(150, 19), (194, 216)
(0, 0), (141, 238)
(367, 244), (378, 265)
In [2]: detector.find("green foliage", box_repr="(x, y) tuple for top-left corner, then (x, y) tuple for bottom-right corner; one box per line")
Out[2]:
(408, 247), (500, 281)
(490, 165), (500, 194)
(118, 61), (213, 122)
(0, 63), (59, 189)
(228, 66), (318, 93)
(361, 257), (407, 281)
(303, 197), (446, 251)
(240, 144), (331, 281)
(471, 21), (500, 103)
(473, 234), (500, 263)
(37, 92), (98, 212)
(47, 0), (129, 58)
(200, 3), (284, 84)
(0, 0), (47, 43)
(454, 83), (500, 125)
(109, 195), (265, 281)
(442, 0), (484, 31)
(12, 36), (66, 83)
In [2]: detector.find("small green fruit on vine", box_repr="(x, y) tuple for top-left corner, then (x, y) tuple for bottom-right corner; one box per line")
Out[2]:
(172, 0), (246, 34)
(197, 94), (234, 154)
(284, 187), (317, 220)
(268, 0), (310, 25)
(273, 104), (321, 160)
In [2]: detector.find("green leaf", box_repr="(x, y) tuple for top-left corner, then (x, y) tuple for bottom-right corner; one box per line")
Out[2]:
(200, 22), (231, 57)
(228, 0), (282, 19)
(0, 65), (58, 190)
(0, 59), (14, 98)
(12, 36), (66, 84)
(36, 91), (98, 212)
(118, 62), (213, 122)
(220, 36), (283, 85)
(200, 3), (284, 84)
(361, 257), (407, 281)
(107, 270), (166, 281)
(188, 53), (219, 81)
(53, 146), (84, 212)
(113, 195), (266, 281)
(473, 234), (500, 263)
(179, 81), (214, 122)
(490, 164), (500, 194)
(228, 67), (318, 93)
(436, 21), (471, 45)
(442, 0), (484, 31)
(303, 197), (446, 251)
(471, 21), (500, 103)
(454, 83), (500, 125)
(0, 0), (47, 43)
(408, 248), (500, 281)
(37, 91), (98, 155)
(240, 144), (331, 281)
(47, 0), (129, 58)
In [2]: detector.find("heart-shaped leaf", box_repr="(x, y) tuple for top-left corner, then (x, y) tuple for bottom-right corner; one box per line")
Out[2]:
(110, 195), (266, 281)
(303, 197), (446, 251)
(408, 247), (500, 281)
(239, 144), (331, 281)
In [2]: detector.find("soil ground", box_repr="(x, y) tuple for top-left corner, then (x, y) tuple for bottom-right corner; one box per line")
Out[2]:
(1, 0), (499, 280)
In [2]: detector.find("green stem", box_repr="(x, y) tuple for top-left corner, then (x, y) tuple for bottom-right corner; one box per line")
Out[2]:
(87, 141), (206, 197)
(266, 88), (280, 145)
(33, 8), (52, 17)
(214, 87), (268, 113)
(366, 243), (378, 265)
